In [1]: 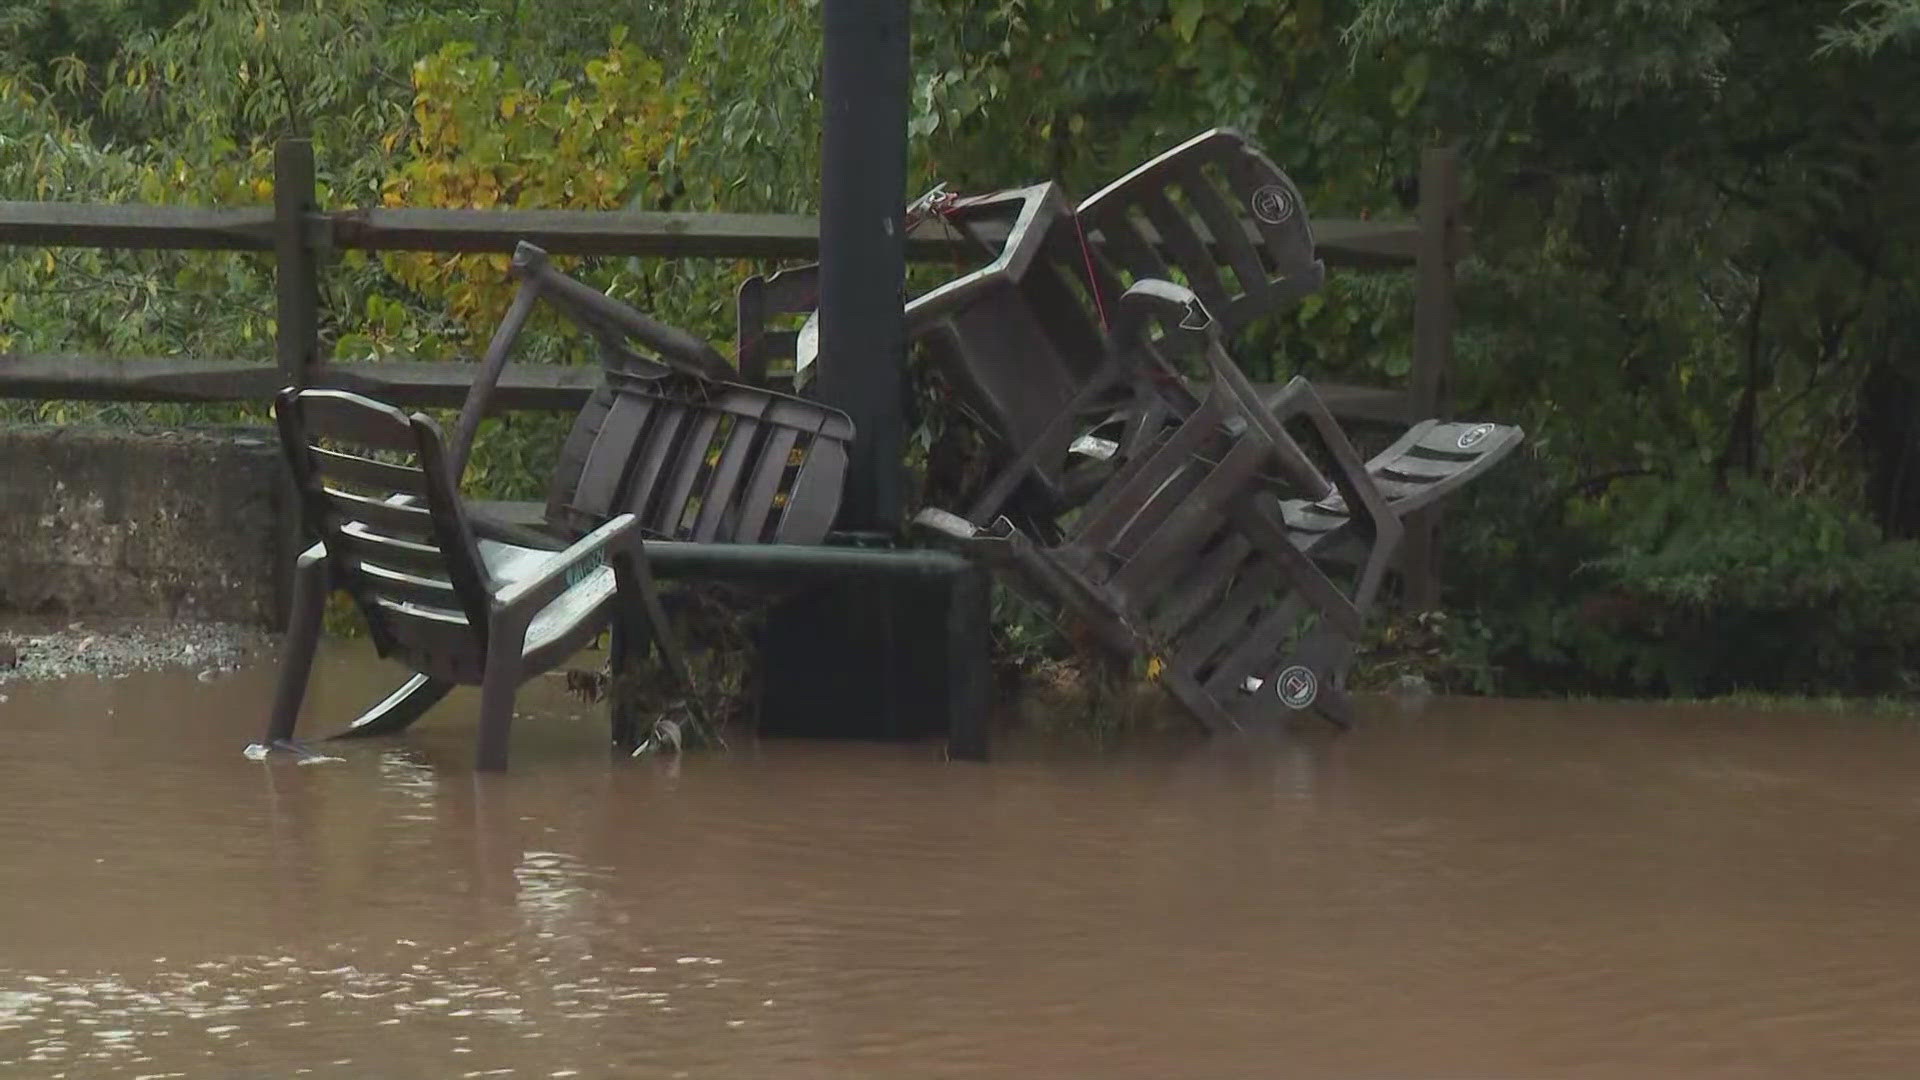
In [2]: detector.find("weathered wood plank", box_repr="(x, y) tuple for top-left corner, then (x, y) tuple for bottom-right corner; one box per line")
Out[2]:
(949, 213), (1428, 270)
(0, 355), (601, 411)
(325, 207), (913, 261)
(0, 355), (286, 402)
(275, 140), (320, 384)
(316, 360), (598, 411)
(0, 354), (1421, 426)
(2, 199), (1438, 268)
(1398, 147), (1464, 609)
(332, 209), (1434, 267)
(1314, 219), (1427, 268)
(1411, 149), (1460, 422)
(0, 202), (275, 251)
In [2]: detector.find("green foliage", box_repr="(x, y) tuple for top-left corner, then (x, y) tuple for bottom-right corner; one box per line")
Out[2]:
(1436, 466), (1920, 698)
(0, 0), (193, 124)
(1345, 0), (1734, 112)
(1353, 610), (1498, 695)
(1571, 475), (1920, 697)
(666, 0), (824, 213)
(912, 0), (1424, 207)
(1819, 0), (1920, 54)
(1329, 0), (1920, 701)
(378, 34), (699, 335)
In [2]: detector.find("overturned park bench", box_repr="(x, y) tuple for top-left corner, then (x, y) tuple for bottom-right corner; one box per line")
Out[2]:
(918, 130), (1522, 730)
(742, 128), (1524, 732)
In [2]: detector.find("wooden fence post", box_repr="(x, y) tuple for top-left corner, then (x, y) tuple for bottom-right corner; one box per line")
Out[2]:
(270, 138), (320, 625)
(273, 138), (319, 385)
(1401, 145), (1461, 611)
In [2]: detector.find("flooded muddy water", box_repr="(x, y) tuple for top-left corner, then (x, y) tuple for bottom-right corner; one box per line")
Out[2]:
(3, 641), (1920, 1077)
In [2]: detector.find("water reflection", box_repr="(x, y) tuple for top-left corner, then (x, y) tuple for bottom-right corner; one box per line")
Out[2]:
(2, 642), (1919, 1076)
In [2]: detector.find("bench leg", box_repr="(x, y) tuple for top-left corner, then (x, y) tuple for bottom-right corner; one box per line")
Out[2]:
(608, 613), (654, 750)
(330, 674), (452, 740)
(475, 617), (529, 772)
(264, 553), (326, 745)
(613, 549), (708, 732)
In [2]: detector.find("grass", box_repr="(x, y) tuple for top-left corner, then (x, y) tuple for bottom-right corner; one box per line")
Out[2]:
(1546, 688), (1919, 719)
(1669, 691), (1918, 719)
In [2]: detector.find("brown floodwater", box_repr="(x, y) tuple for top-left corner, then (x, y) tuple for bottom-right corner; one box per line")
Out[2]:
(3, 642), (1919, 1078)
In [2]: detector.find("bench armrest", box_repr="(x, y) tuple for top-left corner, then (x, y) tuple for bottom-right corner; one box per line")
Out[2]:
(491, 512), (642, 618)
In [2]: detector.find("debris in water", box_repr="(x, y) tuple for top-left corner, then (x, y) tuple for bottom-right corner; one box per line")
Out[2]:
(631, 717), (686, 759)
(1392, 673), (1434, 699)
(563, 668), (607, 703)
(243, 740), (344, 766)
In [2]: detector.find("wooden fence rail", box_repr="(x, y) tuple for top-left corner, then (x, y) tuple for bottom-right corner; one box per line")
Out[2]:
(1, 138), (1456, 410)
(0, 137), (1460, 600)
(0, 196), (1433, 259)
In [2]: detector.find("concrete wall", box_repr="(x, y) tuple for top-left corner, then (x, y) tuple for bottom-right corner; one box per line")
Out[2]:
(0, 425), (289, 627)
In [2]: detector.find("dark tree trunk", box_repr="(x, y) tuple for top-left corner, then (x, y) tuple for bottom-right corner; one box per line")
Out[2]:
(1717, 277), (1769, 487)
(1858, 303), (1920, 539)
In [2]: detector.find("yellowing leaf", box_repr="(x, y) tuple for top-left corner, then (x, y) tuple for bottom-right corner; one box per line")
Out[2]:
(1171, 0), (1205, 43)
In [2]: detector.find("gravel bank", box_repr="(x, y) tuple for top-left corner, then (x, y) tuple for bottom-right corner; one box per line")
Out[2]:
(0, 620), (275, 686)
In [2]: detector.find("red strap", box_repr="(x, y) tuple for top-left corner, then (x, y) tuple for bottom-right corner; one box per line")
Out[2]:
(1071, 211), (1111, 331)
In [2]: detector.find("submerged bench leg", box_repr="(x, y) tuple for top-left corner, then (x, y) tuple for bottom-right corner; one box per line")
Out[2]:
(608, 619), (653, 751)
(265, 551), (327, 745)
(1399, 505), (1443, 610)
(475, 614), (529, 772)
(613, 547), (710, 744)
(330, 674), (452, 740)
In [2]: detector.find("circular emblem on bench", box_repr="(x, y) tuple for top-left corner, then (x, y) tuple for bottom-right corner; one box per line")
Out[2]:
(1250, 184), (1296, 226)
(1276, 665), (1318, 710)
(1456, 423), (1494, 451)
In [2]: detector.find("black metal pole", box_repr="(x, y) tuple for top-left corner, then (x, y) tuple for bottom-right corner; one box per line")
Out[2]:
(759, 0), (988, 758)
(816, 0), (910, 532)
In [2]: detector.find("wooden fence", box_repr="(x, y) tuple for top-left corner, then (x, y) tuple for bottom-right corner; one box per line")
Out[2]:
(0, 138), (1464, 599)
